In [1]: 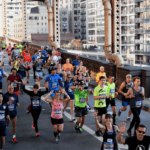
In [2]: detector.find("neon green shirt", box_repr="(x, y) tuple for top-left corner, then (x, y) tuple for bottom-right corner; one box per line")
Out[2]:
(107, 82), (115, 99)
(94, 85), (108, 108)
(74, 89), (90, 108)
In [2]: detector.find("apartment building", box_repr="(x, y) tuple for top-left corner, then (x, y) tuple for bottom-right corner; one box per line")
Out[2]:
(14, 5), (48, 41)
(0, 1), (2, 36)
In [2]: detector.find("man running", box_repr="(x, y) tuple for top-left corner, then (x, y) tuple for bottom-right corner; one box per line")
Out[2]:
(118, 74), (133, 122)
(96, 66), (106, 83)
(7, 43), (12, 65)
(71, 81), (93, 133)
(125, 76), (145, 137)
(7, 68), (22, 97)
(0, 92), (10, 150)
(72, 55), (80, 75)
(93, 76), (110, 136)
(106, 76), (117, 125)
(11, 44), (20, 61)
(3, 85), (20, 143)
(117, 124), (150, 150)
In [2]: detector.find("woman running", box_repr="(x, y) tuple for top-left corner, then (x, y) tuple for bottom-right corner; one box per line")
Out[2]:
(11, 56), (19, 72)
(22, 80), (49, 136)
(24, 50), (32, 83)
(44, 89), (70, 143)
(75, 61), (84, 75)
(45, 56), (56, 74)
(94, 112), (121, 150)
(7, 43), (12, 65)
(18, 56), (27, 79)
(57, 63), (65, 82)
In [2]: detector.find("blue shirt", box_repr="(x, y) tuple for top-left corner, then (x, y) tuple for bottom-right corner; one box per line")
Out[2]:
(0, 103), (9, 128)
(64, 79), (74, 95)
(3, 93), (19, 116)
(41, 50), (47, 62)
(72, 59), (80, 72)
(0, 69), (4, 82)
(45, 74), (63, 91)
(32, 54), (40, 62)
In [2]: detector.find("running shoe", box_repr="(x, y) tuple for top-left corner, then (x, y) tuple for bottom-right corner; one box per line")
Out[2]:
(118, 109), (122, 116)
(12, 137), (18, 143)
(75, 124), (79, 131)
(58, 133), (60, 139)
(32, 122), (35, 130)
(54, 137), (58, 143)
(79, 128), (82, 133)
(36, 133), (40, 137)
(71, 118), (76, 122)
(126, 117), (130, 123)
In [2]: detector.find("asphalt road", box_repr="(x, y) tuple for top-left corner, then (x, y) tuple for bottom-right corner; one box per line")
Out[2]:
(2, 56), (150, 150)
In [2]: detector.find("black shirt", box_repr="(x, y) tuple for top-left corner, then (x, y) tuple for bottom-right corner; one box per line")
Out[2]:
(125, 136), (150, 150)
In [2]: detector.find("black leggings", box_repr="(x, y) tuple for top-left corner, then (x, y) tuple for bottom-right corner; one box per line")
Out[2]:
(128, 107), (141, 133)
(31, 107), (41, 133)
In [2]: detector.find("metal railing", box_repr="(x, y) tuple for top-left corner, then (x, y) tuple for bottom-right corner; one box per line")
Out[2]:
(135, 7), (144, 13)
(135, 39), (144, 44)
(135, 29), (144, 34)
(97, 31), (105, 34)
(122, 41), (134, 44)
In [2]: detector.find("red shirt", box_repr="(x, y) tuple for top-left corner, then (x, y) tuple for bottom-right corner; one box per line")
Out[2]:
(22, 50), (29, 57)
(7, 74), (21, 92)
(7, 47), (12, 54)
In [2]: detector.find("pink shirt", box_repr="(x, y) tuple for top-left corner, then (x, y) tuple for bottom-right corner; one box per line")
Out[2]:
(51, 100), (63, 119)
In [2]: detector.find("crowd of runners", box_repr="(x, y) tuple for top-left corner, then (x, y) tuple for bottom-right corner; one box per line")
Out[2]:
(0, 37), (150, 150)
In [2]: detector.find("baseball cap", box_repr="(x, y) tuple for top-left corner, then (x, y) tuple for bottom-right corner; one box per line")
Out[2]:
(37, 56), (40, 59)
(126, 74), (132, 78)
(105, 113), (112, 119)
(33, 84), (39, 89)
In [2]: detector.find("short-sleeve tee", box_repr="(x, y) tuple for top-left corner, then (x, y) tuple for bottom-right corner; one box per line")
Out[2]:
(63, 63), (73, 75)
(125, 136), (150, 150)
(94, 85), (108, 108)
(74, 89), (90, 108)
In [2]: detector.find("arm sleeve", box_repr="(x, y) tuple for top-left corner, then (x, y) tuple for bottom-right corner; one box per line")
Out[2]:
(22, 85), (32, 96)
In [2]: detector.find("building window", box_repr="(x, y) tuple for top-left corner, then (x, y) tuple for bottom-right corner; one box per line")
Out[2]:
(35, 17), (39, 20)
(37, 23), (39, 25)
(74, 4), (77, 8)
(45, 23), (47, 25)
(45, 17), (47, 19)
(74, 10), (77, 15)
(74, 17), (77, 21)
(62, 18), (67, 21)
(41, 17), (43, 20)
(29, 17), (33, 20)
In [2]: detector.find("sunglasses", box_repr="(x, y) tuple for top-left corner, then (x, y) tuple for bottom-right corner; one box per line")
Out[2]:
(137, 130), (146, 134)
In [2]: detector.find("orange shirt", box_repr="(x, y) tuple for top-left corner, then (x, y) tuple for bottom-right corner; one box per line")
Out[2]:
(63, 63), (73, 75)
(96, 72), (106, 82)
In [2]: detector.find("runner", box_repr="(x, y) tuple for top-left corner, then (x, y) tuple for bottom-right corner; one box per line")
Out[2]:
(56, 63), (65, 82)
(1, 38), (6, 50)
(44, 89), (70, 143)
(0, 55), (7, 92)
(22, 81), (49, 136)
(52, 51), (59, 65)
(63, 73), (75, 121)
(3, 85), (20, 143)
(21, 46), (29, 57)
(82, 67), (91, 110)
(106, 76), (117, 125)
(44, 66), (64, 99)
(93, 76), (110, 136)
(96, 66), (106, 83)
(117, 124), (150, 150)
(118, 74), (133, 122)
(125, 76), (145, 137)
(24, 50), (32, 84)
(56, 48), (62, 64)
(75, 61), (84, 75)
(40, 46), (47, 65)
(7, 68), (22, 97)
(71, 81), (93, 133)
(11, 56), (19, 72)
(94, 113), (120, 150)
(0, 46), (5, 70)
(11, 44), (20, 61)
(72, 55), (80, 75)
(32, 50), (40, 82)
(33, 56), (44, 88)
(45, 56), (56, 74)
(62, 58), (73, 75)
(7, 43), (12, 65)
(0, 92), (10, 150)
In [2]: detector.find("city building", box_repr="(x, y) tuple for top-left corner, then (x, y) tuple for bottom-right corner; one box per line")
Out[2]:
(0, 1), (3, 36)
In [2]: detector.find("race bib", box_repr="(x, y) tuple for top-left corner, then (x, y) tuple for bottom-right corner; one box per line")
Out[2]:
(0, 114), (5, 121)
(104, 139), (114, 150)
(99, 94), (106, 100)
(32, 100), (40, 107)
(8, 104), (15, 111)
(135, 101), (142, 108)
(110, 89), (115, 95)
(54, 109), (62, 116)
(79, 98), (86, 103)
(12, 82), (17, 88)
(52, 83), (57, 88)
